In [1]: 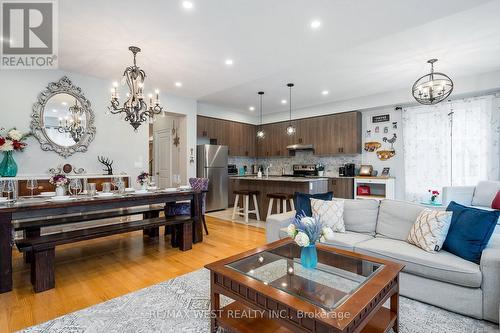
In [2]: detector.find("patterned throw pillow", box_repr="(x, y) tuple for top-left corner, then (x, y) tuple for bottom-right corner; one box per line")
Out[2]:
(310, 198), (345, 233)
(407, 209), (453, 252)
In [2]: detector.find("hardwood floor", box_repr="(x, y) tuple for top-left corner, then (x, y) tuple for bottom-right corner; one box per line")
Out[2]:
(0, 217), (266, 333)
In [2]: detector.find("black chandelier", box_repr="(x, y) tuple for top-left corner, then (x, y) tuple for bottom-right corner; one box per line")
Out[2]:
(412, 59), (453, 105)
(109, 46), (164, 130)
(58, 98), (84, 142)
(256, 91), (265, 139)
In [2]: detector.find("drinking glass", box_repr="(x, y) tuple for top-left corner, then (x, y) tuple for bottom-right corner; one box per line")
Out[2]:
(26, 179), (38, 198)
(69, 178), (82, 195)
(2, 180), (15, 200)
(87, 183), (97, 196)
(102, 182), (111, 193)
(117, 178), (125, 194)
(111, 177), (118, 191)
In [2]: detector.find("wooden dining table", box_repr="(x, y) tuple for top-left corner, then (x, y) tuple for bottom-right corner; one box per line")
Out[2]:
(0, 190), (202, 294)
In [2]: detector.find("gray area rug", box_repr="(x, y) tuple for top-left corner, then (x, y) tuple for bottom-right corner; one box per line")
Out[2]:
(20, 269), (498, 333)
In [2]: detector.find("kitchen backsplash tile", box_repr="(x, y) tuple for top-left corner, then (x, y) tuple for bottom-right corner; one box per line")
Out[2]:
(229, 151), (361, 176)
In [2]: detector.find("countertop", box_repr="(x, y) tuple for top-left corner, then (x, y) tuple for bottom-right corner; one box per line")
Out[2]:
(229, 176), (329, 182)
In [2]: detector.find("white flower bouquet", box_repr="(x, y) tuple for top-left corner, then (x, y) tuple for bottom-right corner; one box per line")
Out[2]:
(287, 214), (333, 247)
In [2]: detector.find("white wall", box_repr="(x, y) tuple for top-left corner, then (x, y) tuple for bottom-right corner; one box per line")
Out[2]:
(0, 70), (149, 179)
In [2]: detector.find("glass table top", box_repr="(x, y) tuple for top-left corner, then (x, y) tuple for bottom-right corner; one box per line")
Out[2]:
(226, 243), (383, 310)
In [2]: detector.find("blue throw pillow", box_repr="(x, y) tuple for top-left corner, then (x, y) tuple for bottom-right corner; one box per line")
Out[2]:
(443, 201), (500, 264)
(294, 192), (333, 218)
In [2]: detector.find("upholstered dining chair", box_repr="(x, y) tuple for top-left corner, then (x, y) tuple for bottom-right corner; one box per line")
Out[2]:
(165, 177), (209, 235)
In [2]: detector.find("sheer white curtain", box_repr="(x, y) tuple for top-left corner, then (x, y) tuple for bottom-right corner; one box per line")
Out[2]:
(403, 95), (500, 202)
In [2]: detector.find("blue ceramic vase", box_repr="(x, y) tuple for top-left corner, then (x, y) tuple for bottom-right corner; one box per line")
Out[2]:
(0, 151), (17, 177)
(300, 244), (318, 269)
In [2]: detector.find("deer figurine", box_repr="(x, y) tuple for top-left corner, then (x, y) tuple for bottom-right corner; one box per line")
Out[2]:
(98, 156), (113, 175)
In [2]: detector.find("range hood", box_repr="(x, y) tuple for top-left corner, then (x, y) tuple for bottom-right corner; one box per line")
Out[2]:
(286, 144), (314, 151)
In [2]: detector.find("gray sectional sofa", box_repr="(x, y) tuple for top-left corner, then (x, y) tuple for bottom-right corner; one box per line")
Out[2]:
(266, 199), (500, 323)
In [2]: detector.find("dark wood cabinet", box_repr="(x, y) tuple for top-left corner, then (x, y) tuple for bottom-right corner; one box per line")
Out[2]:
(328, 177), (354, 199)
(197, 111), (361, 158)
(197, 116), (256, 157)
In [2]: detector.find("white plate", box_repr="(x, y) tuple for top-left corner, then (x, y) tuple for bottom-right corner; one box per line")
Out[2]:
(48, 197), (75, 202)
(40, 192), (56, 197)
(132, 190), (148, 195)
(125, 187), (135, 192)
(0, 198), (13, 204)
(0, 197), (9, 202)
(95, 192), (114, 197)
(163, 188), (177, 192)
(178, 185), (191, 190)
(147, 186), (158, 191)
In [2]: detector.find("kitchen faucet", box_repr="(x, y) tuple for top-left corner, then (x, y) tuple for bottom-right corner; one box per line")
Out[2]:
(265, 164), (272, 178)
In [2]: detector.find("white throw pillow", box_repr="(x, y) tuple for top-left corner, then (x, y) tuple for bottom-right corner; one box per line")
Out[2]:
(310, 198), (345, 233)
(407, 209), (453, 252)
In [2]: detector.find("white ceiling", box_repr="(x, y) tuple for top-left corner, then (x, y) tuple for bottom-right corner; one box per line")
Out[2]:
(59, 0), (500, 114)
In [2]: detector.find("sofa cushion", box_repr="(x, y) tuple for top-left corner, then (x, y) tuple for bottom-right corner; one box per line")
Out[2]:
(443, 201), (500, 264)
(407, 209), (453, 252)
(491, 190), (500, 210)
(472, 181), (500, 207)
(294, 192), (333, 218)
(311, 198), (345, 232)
(321, 231), (373, 251)
(375, 200), (425, 241)
(354, 238), (482, 288)
(343, 199), (379, 235)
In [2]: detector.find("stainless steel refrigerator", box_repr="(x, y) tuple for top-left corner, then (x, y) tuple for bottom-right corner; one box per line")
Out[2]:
(197, 145), (228, 211)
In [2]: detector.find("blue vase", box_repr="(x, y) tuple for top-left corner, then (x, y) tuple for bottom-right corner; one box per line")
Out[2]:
(0, 151), (17, 177)
(300, 244), (318, 269)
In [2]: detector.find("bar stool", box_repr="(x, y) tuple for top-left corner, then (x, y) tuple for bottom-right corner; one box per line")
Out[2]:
(232, 190), (261, 223)
(266, 193), (295, 219)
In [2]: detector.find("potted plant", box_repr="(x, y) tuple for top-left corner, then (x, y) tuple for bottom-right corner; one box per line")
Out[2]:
(137, 172), (150, 190)
(0, 128), (30, 177)
(428, 189), (440, 204)
(286, 215), (333, 269)
(316, 163), (325, 177)
(49, 174), (69, 196)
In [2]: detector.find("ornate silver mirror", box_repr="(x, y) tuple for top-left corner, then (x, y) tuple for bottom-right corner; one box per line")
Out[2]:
(31, 76), (96, 158)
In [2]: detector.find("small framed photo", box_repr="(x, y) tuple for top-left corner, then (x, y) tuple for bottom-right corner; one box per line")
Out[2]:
(381, 167), (390, 177)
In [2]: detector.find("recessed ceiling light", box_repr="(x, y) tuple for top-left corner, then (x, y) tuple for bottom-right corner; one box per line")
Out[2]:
(182, 1), (194, 10)
(225, 59), (234, 66)
(174, 82), (183, 87)
(249, 106), (255, 111)
(321, 90), (329, 95)
(281, 99), (287, 104)
(61, 102), (67, 106)
(310, 20), (322, 30)
(52, 109), (57, 113)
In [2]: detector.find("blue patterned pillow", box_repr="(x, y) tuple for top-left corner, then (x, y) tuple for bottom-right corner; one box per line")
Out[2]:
(294, 192), (333, 218)
(443, 201), (500, 263)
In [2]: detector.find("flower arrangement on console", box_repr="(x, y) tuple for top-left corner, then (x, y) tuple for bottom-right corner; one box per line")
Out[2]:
(428, 189), (440, 203)
(137, 172), (150, 189)
(0, 128), (30, 177)
(49, 174), (69, 196)
(286, 214), (334, 269)
(316, 163), (325, 176)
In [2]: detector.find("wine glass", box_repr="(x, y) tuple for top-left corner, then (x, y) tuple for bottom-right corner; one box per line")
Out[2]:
(69, 179), (82, 196)
(2, 180), (15, 200)
(26, 179), (38, 198)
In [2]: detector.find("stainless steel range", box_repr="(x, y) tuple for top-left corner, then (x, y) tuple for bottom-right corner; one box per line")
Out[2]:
(292, 164), (318, 177)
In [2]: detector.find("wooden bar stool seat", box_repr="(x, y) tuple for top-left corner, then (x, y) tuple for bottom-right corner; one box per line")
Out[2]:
(266, 193), (295, 219)
(232, 190), (261, 223)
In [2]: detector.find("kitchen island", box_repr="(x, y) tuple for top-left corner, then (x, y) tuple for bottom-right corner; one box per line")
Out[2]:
(229, 176), (329, 220)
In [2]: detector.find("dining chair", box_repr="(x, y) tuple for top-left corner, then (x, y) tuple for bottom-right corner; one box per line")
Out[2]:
(165, 177), (209, 235)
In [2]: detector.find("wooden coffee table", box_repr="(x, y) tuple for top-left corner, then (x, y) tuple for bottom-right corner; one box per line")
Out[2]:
(205, 239), (404, 333)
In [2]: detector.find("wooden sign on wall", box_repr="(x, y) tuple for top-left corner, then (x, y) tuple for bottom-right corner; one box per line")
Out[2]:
(372, 114), (390, 123)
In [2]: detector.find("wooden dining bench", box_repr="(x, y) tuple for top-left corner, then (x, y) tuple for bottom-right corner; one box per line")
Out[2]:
(16, 215), (193, 292)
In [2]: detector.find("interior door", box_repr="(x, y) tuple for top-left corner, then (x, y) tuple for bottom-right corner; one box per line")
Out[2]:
(154, 129), (172, 188)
